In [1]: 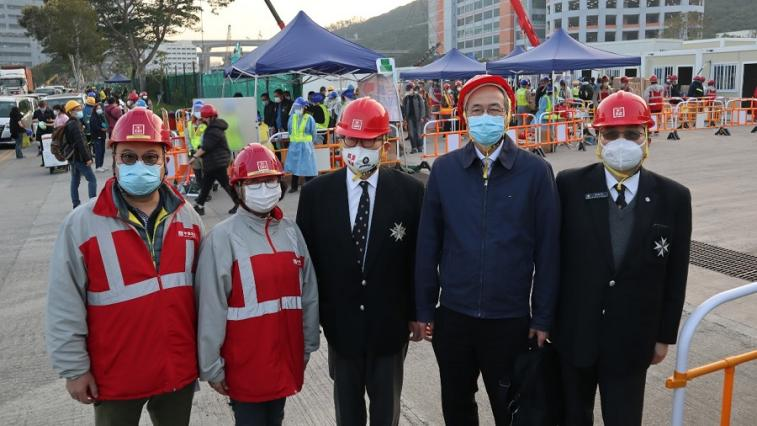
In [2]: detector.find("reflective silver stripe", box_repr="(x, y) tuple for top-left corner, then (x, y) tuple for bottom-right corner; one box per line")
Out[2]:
(88, 277), (160, 306)
(161, 271), (193, 289)
(236, 255), (258, 306)
(96, 231), (125, 291)
(227, 296), (302, 321)
(185, 239), (194, 275)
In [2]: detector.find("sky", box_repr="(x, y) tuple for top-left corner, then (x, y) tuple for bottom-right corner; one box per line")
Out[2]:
(177, 0), (417, 41)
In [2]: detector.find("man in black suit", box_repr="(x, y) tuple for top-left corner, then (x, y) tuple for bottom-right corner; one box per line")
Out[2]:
(554, 91), (692, 426)
(297, 97), (425, 426)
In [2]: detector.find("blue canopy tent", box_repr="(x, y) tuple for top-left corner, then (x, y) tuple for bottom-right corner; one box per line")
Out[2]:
(486, 29), (640, 75)
(399, 48), (486, 80)
(225, 11), (381, 77)
(105, 73), (131, 84)
(499, 45), (526, 60)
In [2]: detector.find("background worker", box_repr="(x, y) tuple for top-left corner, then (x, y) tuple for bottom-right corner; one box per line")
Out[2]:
(63, 100), (97, 209)
(516, 79), (531, 125)
(285, 97), (318, 193)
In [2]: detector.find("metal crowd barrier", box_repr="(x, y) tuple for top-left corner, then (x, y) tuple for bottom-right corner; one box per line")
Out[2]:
(666, 281), (757, 426)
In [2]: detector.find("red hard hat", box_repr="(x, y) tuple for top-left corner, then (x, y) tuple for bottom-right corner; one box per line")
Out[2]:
(335, 97), (390, 139)
(443, 83), (451, 89)
(108, 107), (171, 149)
(140, 91), (148, 97)
(695, 75), (706, 82)
(593, 91), (654, 129)
(455, 80), (463, 85)
(707, 79), (716, 85)
(456, 74), (516, 128)
(620, 76), (629, 83)
(128, 91), (139, 102)
(649, 75), (658, 83)
(669, 74), (678, 81)
(230, 143), (283, 185)
(200, 104), (218, 118)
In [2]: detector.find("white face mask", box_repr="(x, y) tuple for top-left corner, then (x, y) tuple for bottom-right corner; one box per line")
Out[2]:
(343, 145), (380, 176)
(244, 184), (281, 213)
(193, 111), (202, 119)
(601, 138), (645, 172)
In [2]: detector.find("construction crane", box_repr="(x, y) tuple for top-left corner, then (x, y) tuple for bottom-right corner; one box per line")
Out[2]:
(225, 24), (232, 66)
(511, 0), (541, 47)
(264, 0), (286, 30)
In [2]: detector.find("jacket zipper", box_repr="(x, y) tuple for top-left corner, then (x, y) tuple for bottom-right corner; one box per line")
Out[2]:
(264, 217), (277, 253)
(478, 167), (489, 317)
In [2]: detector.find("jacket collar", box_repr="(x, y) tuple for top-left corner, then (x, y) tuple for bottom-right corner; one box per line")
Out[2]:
(93, 178), (185, 219)
(461, 134), (518, 170)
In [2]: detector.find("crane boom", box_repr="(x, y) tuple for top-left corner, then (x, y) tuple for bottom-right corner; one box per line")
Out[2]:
(263, 0), (286, 30)
(510, 0), (541, 47)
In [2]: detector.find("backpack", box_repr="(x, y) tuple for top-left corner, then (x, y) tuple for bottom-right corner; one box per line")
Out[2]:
(50, 125), (74, 162)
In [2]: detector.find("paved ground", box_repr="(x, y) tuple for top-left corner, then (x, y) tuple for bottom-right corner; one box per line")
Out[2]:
(0, 127), (756, 425)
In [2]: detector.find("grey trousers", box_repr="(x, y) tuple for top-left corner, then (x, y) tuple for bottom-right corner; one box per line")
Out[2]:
(328, 344), (408, 426)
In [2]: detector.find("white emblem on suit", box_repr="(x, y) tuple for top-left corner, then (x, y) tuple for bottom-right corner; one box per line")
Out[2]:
(389, 222), (406, 242)
(654, 236), (670, 257)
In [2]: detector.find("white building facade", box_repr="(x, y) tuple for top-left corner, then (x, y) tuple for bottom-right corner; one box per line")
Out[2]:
(0, 0), (47, 66)
(146, 41), (199, 73)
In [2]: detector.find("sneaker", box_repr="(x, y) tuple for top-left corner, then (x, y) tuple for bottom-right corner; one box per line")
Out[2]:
(194, 204), (205, 216)
(95, 167), (104, 172)
(228, 205), (238, 215)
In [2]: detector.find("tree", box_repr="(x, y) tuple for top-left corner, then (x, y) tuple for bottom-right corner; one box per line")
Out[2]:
(90, 0), (234, 90)
(20, 0), (107, 90)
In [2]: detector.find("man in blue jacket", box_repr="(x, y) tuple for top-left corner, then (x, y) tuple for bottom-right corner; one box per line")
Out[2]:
(415, 75), (560, 425)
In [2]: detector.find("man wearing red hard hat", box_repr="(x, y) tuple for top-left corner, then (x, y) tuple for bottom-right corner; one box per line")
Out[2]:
(196, 143), (319, 425)
(554, 91), (691, 425)
(46, 107), (205, 424)
(415, 74), (560, 425)
(297, 97), (424, 425)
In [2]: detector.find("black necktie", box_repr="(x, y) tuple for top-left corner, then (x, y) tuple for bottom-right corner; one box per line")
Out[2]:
(352, 181), (370, 267)
(615, 184), (627, 209)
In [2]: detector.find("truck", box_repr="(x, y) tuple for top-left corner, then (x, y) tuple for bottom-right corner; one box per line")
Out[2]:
(0, 65), (34, 95)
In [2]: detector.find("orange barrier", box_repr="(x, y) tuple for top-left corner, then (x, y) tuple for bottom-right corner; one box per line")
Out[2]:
(724, 98), (757, 127)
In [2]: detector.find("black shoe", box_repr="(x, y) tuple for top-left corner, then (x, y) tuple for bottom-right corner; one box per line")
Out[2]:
(206, 194), (212, 201)
(288, 187), (298, 193)
(194, 204), (205, 216)
(228, 205), (238, 214)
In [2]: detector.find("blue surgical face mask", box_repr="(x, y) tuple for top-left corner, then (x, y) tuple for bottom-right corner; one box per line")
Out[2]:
(118, 161), (162, 196)
(74, 111), (84, 119)
(467, 114), (505, 146)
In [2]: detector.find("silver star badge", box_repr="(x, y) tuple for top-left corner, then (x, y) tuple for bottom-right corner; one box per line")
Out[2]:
(389, 222), (406, 242)
(654, 237), (670, 257)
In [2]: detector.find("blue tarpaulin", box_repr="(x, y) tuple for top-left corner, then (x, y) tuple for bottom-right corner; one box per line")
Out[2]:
(105, 73), (131, 84)
(225, 11), (381, 77)
(486, 29), (641, 75)
(399, 48), (486, 80)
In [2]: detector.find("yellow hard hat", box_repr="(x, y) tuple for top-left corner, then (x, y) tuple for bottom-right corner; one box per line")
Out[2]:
(85, 96), (96, 106)
(327, 85), (334, 91)
(65, 100), (82, 113)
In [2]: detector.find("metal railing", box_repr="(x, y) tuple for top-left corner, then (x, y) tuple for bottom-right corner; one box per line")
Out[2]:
(666, 281), (757, 426)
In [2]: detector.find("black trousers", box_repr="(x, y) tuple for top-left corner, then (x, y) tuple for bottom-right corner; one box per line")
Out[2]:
(290, 175), (313, 191)
(560, 357), (647, 426)
(230, 398), (286, 426)
(328, 344), (407, 426)
(196, 166), (238, 206)
(432, 306), (529, 426)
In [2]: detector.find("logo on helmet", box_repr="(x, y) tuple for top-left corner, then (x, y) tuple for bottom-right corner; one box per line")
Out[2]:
(132, 124), (145, 135)
(257, 160), (269, 171)
(612, 107), (625, 118)
(351, 119), (363, 130)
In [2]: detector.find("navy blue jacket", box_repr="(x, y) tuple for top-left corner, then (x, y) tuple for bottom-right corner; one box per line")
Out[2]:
(415, 137), (560, 330)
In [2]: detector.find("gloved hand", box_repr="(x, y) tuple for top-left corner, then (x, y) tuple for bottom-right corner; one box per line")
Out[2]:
(25, 129), (33, 137)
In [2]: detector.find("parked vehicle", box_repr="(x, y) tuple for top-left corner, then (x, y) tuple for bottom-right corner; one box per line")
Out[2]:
(0, 95), (38, 145)
(0, 66), (34, 95)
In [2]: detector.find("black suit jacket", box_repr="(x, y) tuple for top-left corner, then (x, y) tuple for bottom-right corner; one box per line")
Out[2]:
(553, 163), (692, 373)
(296, 167), (425, 358)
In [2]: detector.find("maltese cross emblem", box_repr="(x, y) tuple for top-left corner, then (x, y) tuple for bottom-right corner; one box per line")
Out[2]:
(654, 237), (670, 258)
(389, 222), (406, 242)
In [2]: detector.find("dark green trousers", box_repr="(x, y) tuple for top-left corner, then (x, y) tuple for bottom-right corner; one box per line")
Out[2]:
(93, 381), (195, 426)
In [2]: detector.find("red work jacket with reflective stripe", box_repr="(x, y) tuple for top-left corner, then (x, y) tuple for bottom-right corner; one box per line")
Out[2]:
(222, 209), (305, 403)
(82, 180), (202, 400)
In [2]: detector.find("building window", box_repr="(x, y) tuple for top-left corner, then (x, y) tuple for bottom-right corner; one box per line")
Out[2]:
(484, 36), (492, 45)
(458, 41), (465, 49)
(647, 0), (660, 6)
(475, 13), (482, 22)
(665, 0), (680, 5)
(554, 19), (562, 29)
(645, 29), (659, 38)
(711, 64), (736, 91)
(606, 0), (617, 7)
(624, 0), (640, 7)
(587, 15), (599, 27)
(646, 13), (660, 24)
(569, 0), (580, 10)
(493, 8), (499, 16)
(484, 23), (492, 32)
(622, 30), (639, 40)
(605, 32), (617, 41)
(586, 32), (598, 42)
(570, 32), (579, 40)
(465, 16), (473, 25)
(606, 15), (616, 25)
(474, 0), (482, 7)
(465, 40), (473, 48)
(623, 15), (639, 25)
(689, 0), (703, 4)
(569, 16), (579, 29)
(474, 38), (483, 47)
(587, 0), (599, 8)
(484, 10), (492, 19)
(458, 18), (464, 26)
(484, 0), (493, 5)
(653, 66), (674, 82)
(493, 35), (500, 43)
(555, 3), (562, 12)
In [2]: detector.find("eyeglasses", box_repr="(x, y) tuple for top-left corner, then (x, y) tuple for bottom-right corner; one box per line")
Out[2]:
(119, 151), (161, 166)
(339, 137), (383, 149)
(600, 129), (644, 141)
(246, 179), (280, 189)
